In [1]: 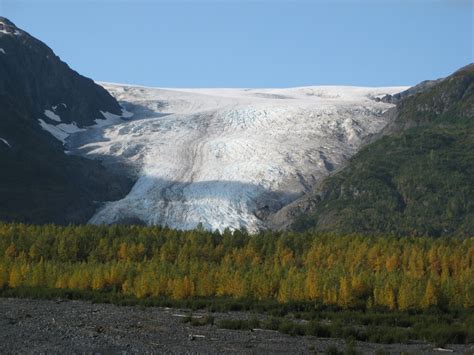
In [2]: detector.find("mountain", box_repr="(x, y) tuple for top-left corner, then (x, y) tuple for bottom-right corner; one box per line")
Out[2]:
(3, 16), (469, 235)
(68, 84), (406, 232)
(279, 64), (474, 237)
(0, 17), (132, 224)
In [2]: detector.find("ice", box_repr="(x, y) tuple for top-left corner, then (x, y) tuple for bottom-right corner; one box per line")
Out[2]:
(94, 111), (126, 127)
(121, 108), (134, 118)
(68, 84), (408, 232)
(44, 109), (61, 122)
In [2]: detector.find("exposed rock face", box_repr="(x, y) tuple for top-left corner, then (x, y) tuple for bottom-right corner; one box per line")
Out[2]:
(0, 17), (132, 224)
(378, 79), (443, 105)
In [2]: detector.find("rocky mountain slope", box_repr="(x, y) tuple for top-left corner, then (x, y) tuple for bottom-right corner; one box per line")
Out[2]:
(67, 84), (406, 232)
(0, 17), (132, 224)
(278, 64), (474, 236)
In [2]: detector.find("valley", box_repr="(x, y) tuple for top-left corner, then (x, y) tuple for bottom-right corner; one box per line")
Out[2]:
(67, 84), (406, 232)
(0, 9), (472, 354)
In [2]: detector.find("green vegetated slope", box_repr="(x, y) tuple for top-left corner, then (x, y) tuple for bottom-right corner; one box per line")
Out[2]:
(292, 64), (474, 237)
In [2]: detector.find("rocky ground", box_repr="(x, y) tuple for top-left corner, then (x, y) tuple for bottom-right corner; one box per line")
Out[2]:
(0, 298), (472, 354)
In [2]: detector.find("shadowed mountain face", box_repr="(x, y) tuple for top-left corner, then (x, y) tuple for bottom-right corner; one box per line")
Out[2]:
(280, 64), (474, 237)
(0, 17), (132, 224)
(0, 17), (122, 127)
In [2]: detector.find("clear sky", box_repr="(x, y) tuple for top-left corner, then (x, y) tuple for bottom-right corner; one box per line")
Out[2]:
(1, 0), (472, 87)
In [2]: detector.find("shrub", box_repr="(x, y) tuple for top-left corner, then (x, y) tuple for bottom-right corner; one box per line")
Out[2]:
(217, 318), (260, 330)
(325, 346), (343, 355)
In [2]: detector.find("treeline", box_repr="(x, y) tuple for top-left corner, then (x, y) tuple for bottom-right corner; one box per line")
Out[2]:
(0, 223), (472, 311)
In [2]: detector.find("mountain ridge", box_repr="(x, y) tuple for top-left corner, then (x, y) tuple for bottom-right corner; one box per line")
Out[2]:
(0, 17), (132, 224)
(279, 64), (474, 236)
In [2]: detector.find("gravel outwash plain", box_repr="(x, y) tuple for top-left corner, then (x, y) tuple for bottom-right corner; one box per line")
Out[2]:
(0, 298), (472, 354)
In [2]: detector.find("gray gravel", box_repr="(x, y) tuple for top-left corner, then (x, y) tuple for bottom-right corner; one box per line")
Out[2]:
(0, 298), (472, 354)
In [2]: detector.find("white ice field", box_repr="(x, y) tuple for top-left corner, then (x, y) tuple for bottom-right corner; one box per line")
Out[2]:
(45, 84), (408, 232)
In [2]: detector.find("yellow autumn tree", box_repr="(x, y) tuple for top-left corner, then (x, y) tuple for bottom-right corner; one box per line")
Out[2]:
(338, 276), (354, 309)
(398, 281), (414, 311)
(421, 279), (438, 309)
(4, 244), (17, 259)
(8, 266), (22, 288)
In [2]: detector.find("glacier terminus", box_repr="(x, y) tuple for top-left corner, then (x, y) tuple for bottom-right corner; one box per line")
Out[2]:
(63, 84), (408, 232)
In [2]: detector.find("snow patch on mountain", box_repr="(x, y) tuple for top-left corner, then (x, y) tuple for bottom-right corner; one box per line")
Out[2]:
(44, 109), (61, 122)
(38, 107), (133, 145)
(68, 84), (408, 232)
(52, 103), (67, 111)
(0, 27), (21, 36)
(38, 119), (85, 144)
(0, 19), (20, 34)
(0, 138), (11, 148)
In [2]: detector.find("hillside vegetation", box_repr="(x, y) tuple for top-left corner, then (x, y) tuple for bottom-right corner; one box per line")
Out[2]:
(291, 64), (474, 236)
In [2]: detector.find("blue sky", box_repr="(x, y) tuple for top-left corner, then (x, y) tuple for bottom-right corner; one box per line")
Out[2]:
(1, 0), (472, 87)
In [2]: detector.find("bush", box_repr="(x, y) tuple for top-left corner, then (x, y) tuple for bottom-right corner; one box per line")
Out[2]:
(416, 324), (469, 346)
(366, 326), (410, 344)
(277, 320), (306, 336)
(217, 318), (260, 330)
(262, 317), (282, 330)
(325, 346), (343, 355)
(182, 314), (215, 326)
(305, 321), (331, 337)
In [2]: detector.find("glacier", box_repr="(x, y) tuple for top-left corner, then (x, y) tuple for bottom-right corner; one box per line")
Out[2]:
(67, 84), (408, 232)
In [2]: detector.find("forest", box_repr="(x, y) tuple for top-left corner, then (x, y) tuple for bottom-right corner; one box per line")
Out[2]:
(0, 223), (472, 311)
(0, 223), (473, 345)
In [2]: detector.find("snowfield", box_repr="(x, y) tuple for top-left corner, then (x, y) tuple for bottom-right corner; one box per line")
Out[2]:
(67, 84), (408, 232)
